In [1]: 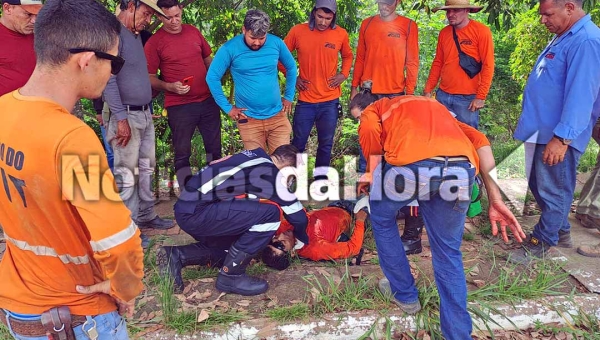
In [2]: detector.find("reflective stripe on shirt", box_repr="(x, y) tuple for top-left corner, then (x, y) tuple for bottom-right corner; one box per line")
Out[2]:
(4, 234), (90, 265)
(199, 157), (272, 194)
(90, 220), (138, 252)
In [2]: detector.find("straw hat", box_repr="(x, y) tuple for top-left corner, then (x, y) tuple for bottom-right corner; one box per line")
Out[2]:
(432, 0), (484, 13)
(114, 0), (166, 17)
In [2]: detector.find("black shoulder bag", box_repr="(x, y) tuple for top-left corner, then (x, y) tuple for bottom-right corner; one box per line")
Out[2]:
(452, 26), (482, 79)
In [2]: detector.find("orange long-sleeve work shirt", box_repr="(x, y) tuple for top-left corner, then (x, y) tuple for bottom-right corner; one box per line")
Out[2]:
(424, 20), (495, 99)
(277, 207), (364, 261)
(352, 15), (419, 95)
(282, 23), (354, 103)
(358, 96), (490, 180)
(0, 92), (144, 315)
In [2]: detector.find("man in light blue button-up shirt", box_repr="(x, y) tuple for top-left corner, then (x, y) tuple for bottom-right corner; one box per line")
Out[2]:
(510, 0), (600, 265)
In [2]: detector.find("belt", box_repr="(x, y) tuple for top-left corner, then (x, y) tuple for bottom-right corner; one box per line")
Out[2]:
(126, 104), (150, 111)
(0, 309), (87, 337)
(429, 156), (470, 162)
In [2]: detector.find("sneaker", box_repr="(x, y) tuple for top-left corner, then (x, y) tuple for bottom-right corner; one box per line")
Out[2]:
(507, 235), (552, 265)
(378, 278), (421, 314)
(577, 243), (600, 258)
(557, 230), (573, 248)
(137, 216), (175, 230)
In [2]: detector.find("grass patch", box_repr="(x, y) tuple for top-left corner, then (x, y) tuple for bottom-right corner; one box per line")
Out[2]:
(534, 309), (600, 339)
(463, 232), (475, 241)
(369, 257), (380, 265)
(362, 222), (377, 252)
(182, 267), (219, 280)
(265, 303), (311, 322)
(198, 309), (247, 331)
(579, 140), (600, 173)
(246, 262), (270, 276)
(407, 250), (571, 337)
(0, 323), (10, 339)
(303, 264), (390, 316)
(166, 311), (197, 334)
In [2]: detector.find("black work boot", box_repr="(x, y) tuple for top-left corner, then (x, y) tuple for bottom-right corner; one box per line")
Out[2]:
(216, 245), (268, 296)
(401, 211), (424, 255)
(157, 243), (227, 293)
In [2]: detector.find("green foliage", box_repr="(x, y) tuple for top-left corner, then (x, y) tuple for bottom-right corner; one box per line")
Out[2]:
(508, 6), (552, 91)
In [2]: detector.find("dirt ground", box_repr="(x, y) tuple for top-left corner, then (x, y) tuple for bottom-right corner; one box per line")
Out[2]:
(126, 192), (589, 338)
(0, 188), (591, 339)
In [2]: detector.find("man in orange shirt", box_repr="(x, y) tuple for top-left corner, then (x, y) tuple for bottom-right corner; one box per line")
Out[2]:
(0, 0), (144, 339)
(282, 0), (353, 180)
(424, 0), (495, 129)
(262, 200), (367, 269)
(351, 0), (418, 100)
(350, 86), (525, 339)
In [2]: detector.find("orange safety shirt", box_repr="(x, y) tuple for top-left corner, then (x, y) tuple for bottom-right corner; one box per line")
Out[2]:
(282, 23), (353, 103)
(276, 207), (364, 261)
(358, 96), (490, 179)
(0, 91), (144, 315)
(352, 15), (419, 95)
(424, 20), (495, 99)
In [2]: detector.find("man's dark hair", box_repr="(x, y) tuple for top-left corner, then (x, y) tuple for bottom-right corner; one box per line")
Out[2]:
(157, 0), (179, 9)
(318, 7), (333, 14)
(34, 0), (121, 66)
(350, 81), (379, 112)
(271, 144), (299, 167)
(261, 242), (291, 270)
(244, 9), (270, 36)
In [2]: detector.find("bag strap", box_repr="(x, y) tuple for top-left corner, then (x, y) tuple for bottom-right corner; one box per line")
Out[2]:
(452, 26), (463, 54)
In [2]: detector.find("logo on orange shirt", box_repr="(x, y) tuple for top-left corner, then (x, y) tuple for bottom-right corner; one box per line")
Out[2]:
(460, 39), (474, 46)
(324, 42), (336, 49)
(387, 32), (401, 38)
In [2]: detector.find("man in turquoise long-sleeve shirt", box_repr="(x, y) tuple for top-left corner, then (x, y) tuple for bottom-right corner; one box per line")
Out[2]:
(207, 9), (297, 153)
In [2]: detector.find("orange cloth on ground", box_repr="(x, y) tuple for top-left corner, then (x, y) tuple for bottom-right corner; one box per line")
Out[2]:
(276, 207), (364, 261)
(282, 23), (353, 103)
(352, 15), (419, 95)
(358, 96), (490, 179)
(0, 91), (144, 315)
(424, 20), (495, 99)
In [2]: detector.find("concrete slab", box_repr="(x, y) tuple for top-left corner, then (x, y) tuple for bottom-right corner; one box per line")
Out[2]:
(555, 215), (600, 293)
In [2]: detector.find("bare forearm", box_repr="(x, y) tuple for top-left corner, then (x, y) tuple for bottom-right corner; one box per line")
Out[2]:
(149, 75), (171, 92)
(477, 145), (501, 202)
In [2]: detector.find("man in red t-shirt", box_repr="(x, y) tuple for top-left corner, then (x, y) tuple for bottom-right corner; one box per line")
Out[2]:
(145, 0), (221, 188)
(0, 0), (42, 97)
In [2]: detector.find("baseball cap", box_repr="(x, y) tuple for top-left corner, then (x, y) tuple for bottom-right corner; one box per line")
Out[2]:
(376, 0), (396, 5)
(315, 0), (336, 13)
(2, 0), (43, 14)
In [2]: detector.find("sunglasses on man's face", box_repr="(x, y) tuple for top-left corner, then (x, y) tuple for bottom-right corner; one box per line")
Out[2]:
(271, 240), (286, 252)
(68, 48), (125, 75)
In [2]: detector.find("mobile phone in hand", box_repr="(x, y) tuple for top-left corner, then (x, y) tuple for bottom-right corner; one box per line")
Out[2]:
(182, 76), (194, 87)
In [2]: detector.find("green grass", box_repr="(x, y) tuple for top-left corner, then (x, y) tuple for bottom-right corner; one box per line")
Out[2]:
(246, 262), (270, 276)
(579, 141), (600, 173)
(303, 264), (390, 316)
(534, 309), (600, 339)
(0, 323), (10, 339)
(197, 309), (247, 331)
(265, 303), (311, 322)
(182, 267), (219, 280)
(463, 232), (475, 241)
(166, 311), (197, 334)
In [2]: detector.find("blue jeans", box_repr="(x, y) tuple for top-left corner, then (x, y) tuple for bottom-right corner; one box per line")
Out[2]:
(528, 144), (582, 246)
(436, 89), (479, 129)
(100, 125), (114, 171)
(3, 310), (129, 340)
(370, 159), (475, 339)
(292, 99), (339, 178)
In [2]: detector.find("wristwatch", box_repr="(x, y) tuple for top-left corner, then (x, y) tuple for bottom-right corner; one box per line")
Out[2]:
(554, 134), (572, 145)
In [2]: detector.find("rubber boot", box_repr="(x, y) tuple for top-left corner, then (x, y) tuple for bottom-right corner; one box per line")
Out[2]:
(401, 209), (424, 255)
(215, 245), (268, 296)
(157, 243), (227, 293)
